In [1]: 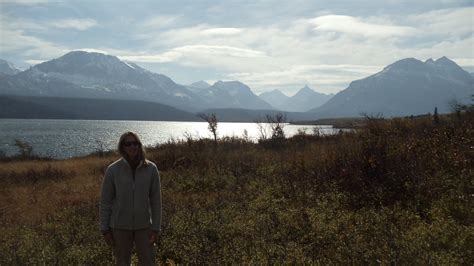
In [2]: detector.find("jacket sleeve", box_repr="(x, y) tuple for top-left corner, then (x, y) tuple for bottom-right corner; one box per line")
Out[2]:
(150, 165), (162, 232)
(100, 166), (115, 231)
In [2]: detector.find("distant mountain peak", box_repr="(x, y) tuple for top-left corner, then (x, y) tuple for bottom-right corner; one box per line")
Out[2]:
(32, 50), (138, 79)
(259, 85), (333, 112)
(189, 80), (211, 89)
(300, 85), (313, 92)
(260, 89), (287, 97)
(435, 56), (458, 67)
(191, 80), (273, 110)
(292, 85), (316, 97)
(214, 80), (244, 86)
(294, 85), (325, 98)
(381, 57), (467, 74)
(64, 50), (109, 57)
(58, 50), (120, 63)
(64, 50), (89, 56)
(385, 57), (425, 71)
(213, 80), (251, 92)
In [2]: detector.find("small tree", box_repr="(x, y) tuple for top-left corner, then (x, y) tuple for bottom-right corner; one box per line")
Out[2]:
(95, 139), (107, 156)
(266, 113), (286, 140)
(449, 96), (474, 118)
(312, 126), (321, 137)
(449, 99), (464, 118)
(14, 139), (33, 158)
(433, 107), (440, 124)
(198, 112), (218, 145)
(254, 117), (270, 141)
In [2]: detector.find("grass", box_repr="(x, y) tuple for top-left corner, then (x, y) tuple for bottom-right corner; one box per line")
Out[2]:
(0, 111), (473, 264)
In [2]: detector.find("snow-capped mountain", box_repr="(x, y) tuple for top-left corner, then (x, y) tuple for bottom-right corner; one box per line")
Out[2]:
(193, 80), (274, 110)
(0, 51), (202, 111)
(0, 59), (21, 75)
(310, 56), (474, 118)
(260, 86), (333, 112)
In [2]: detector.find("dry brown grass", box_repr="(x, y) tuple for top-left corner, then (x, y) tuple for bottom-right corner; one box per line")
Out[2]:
(0, 155), (116, 224)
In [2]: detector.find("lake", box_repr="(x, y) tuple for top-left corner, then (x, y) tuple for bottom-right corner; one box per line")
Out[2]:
(0, 119), (337, 159)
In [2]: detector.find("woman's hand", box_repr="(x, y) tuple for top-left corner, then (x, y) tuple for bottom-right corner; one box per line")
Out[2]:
(149, 231), (159, 246)
(103, 231), (114, 246)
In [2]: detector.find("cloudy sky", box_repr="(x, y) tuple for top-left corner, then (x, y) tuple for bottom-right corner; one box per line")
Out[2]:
(1, 0), (473, 95)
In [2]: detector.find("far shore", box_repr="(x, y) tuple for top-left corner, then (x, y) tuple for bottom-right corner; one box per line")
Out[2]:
(290, 117), (366, 128)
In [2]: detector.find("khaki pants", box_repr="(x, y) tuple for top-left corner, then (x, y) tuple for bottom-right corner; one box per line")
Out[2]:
(111, 228), (155, 266)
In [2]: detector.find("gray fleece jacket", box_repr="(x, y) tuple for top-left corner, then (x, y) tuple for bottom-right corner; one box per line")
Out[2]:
(100, 158), (162, 232)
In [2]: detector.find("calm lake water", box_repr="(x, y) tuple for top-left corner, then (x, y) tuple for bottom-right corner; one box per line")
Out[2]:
(0, 119), (337, 159)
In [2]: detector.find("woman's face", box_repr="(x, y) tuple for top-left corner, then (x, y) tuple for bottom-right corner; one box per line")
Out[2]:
(122, 135), (139, 159)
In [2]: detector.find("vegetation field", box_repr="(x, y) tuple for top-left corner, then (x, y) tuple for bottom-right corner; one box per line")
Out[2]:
(0, 111), (472, 264)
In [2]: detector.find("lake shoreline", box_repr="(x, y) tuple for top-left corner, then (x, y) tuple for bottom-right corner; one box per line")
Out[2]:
(0, 119), (336, 159)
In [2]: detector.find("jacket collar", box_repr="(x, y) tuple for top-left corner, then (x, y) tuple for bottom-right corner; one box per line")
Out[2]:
(120, 157), (145, 169)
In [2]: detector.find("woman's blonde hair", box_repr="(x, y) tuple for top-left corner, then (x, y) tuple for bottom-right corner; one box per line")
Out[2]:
(118, 131), (148, 164)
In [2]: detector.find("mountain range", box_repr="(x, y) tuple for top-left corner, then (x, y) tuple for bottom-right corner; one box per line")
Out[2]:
(259, 85), (333, 112)
(0, 51), (472, 121)
(0, 51), (272, 112)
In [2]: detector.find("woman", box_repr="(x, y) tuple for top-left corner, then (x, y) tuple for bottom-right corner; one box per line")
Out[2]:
(100, 132), (162, 266)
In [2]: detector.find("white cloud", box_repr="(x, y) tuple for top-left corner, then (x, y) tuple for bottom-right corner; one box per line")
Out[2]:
(126, 8), (472, 91)
(0, 28), (67, 58)
(120, 45), (267, 64)
(174, 45), (266, 58)
(142, 15), (180, 29)
(0, 15), (99, 61)
(309, 15), (418, 37)
(409, 7), (474, 37)
(24, 59), (45, 65)
(2, 16), (46, 31)
(119, 52), (180, 63)
(201, 28), (243, 36)
(48, 18), (97, 31)
(0, 0), (49, 5)
(1, 14), (97, 31)
(227, 64), (383, 94)
(452, 57), (474, 67)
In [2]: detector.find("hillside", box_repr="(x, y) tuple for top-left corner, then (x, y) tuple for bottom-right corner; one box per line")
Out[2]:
(0, 95), (200, 121)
